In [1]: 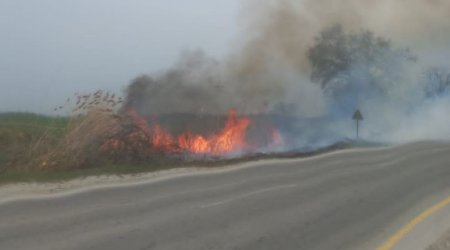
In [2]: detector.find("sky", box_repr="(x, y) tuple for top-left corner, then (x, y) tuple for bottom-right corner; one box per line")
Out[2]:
(0, 0), (240, 114)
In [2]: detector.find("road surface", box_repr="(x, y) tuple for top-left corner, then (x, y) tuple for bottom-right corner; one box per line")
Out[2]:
(1, 142), (450, 250)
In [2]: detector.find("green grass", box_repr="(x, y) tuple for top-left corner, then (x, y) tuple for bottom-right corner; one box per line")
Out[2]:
(0, 112), (69, 167)
(0, 112), (68, 131)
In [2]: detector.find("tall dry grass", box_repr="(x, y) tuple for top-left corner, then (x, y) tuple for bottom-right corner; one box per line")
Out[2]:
(28, 109), (121, 170)
(13, 90), (125, 171)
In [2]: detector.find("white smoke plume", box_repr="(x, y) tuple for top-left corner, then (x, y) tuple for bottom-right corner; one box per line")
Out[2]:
(124, 0), (450, 148)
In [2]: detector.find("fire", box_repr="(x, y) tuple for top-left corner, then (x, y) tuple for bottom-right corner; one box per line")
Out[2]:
(101, 108), (285, 158)
(271, 128), (283, 146)
(124, 108), (251, 155)
(151, 124), (174, 150)
(177, 110), (251, 154)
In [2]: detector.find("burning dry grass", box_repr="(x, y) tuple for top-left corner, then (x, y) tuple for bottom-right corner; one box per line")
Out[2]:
(3, 88), (285, 173)
(1, 90), (357, 181)
(2, 90), (247, 172)
(0, 108), (366, 186)
(4, 98), (275, 172)
(101, 108), (255, 156)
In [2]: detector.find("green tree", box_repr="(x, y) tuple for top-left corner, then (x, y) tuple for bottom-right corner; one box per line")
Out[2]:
(308, 24), (416, 91)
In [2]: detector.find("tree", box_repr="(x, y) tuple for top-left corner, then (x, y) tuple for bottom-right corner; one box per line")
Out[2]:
(308, 25), (351, 88)
(308, 24), (416, 92)
(307, 24), (417, 116)
(424, 67), (450, 97)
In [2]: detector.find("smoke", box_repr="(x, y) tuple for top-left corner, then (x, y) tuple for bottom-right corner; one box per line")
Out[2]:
(124, 0), (450, 149)
(240, 0), (450, 55)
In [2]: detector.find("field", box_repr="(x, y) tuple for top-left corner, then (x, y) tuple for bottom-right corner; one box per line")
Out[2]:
(0, 113), (68, 167)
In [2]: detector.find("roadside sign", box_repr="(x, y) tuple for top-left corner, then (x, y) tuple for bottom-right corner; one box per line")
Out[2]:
(352, 110), (363, 139)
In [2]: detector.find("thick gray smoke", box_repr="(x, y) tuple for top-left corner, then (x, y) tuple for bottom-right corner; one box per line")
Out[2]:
(125, 0), (450, 149)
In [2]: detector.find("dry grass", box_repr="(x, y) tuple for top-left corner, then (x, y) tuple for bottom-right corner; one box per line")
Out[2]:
(3, 90), (125, 171)
(26, 109), (121, 170)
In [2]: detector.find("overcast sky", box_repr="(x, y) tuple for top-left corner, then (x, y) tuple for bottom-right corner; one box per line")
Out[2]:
(0, 0), (240, 114)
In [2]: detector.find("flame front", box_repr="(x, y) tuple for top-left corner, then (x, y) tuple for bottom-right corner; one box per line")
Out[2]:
(177, 110), (251, 154)
(123, 108), (251, 155)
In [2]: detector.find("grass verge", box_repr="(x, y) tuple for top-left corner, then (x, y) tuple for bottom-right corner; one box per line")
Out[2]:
(0, 140), (381, 185)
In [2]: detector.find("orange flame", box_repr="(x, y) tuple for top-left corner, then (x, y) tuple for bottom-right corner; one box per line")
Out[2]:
(151, 124), (174, 150)
(136, 109), (251, 154)
(178, 109), (251, 154)
(102, 108), (284, 156)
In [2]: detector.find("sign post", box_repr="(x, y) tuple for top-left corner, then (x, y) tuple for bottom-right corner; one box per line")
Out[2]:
(352, 109), (364, 139)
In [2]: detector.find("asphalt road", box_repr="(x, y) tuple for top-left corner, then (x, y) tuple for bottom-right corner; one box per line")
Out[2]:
(1, 142), (450, 250)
